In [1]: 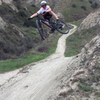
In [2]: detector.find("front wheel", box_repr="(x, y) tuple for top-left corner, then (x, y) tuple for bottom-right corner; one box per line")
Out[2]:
(36, 20), (45, 40)
(56, 20), (69, 34)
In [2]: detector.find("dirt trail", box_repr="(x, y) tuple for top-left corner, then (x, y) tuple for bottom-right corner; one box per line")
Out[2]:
(0, 24), (77, 100)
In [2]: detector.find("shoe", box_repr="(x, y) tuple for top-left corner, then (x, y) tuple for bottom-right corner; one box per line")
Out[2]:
(59, 25), (65, 30)
(49, 29), (55, 33)
(56, 19), (59, 23)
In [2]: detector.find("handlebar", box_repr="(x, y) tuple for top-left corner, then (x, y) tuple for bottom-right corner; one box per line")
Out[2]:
(28, 15), (40, 20)
(28, 17), (32, 20)
(28, 14), (47, 22)
(28, 12), (48, 20)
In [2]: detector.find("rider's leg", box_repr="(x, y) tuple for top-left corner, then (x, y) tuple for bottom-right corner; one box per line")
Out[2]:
(44, 13), (56, 33)
(44, 20), (55, 33)
(43, 19), (52, 33)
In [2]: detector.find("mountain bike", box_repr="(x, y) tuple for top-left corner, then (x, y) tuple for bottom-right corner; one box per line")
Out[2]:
(28, 15), (69, 40)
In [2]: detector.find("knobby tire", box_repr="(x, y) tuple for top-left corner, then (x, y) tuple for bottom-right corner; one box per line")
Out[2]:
(56, 20), (69, 34)
(36, 20), (45, 40)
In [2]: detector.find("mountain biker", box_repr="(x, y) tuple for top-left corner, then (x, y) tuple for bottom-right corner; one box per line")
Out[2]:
(28, 1), (59, 33)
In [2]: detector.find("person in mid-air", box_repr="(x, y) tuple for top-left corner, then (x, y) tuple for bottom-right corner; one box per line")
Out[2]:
(29, 1), (59, 33)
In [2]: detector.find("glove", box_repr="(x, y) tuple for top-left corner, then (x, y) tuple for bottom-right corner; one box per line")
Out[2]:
(28, 17), (32, 20)
(56, 19), (59, 22)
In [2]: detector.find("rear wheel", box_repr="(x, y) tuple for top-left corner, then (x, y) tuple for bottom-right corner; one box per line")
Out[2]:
(56, 20), (69, 34)
(36, 20), (45, 40)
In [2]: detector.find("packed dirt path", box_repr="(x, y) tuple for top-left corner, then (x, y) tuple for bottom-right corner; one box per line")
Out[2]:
(0, 24), (77, 100)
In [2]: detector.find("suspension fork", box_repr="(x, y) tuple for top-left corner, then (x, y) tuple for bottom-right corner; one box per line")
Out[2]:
(37, 19), (43, 28)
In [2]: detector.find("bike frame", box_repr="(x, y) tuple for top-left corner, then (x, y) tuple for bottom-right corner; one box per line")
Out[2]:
(34, 15), (69, 36)
(36, 15), (56, 29)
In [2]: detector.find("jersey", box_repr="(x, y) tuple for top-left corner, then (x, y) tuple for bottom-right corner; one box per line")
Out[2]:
(37, 5), (50, 15)
(37, 5), (52, 20)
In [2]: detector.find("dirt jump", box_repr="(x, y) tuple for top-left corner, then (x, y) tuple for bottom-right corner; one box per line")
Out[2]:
(0, 24), (77, 100)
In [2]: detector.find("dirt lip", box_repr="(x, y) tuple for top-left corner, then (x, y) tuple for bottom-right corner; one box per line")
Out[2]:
(0, 24), (77, 100)
(0, 70), (18, 85)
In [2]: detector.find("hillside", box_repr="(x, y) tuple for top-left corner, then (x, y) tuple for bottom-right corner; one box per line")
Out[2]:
(0, 0), (100, 73)
(0, 0), (100, 61)
(26, 0), (100, 22)
(53, 35), (100, 100)
(0, 17), (34, 60)
(64, 8), (100, 57)
(0, 1), (100, 100)
(52, 8), (100, 100)
(0, 1), (37, 60)
(1, 7), (100, 99)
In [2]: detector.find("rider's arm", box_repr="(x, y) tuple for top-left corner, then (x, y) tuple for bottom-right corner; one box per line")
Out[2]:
(51, 11), (59, 19)
(45, 6), (59, 20)
(30, 13), (38, 18)
(30, 8), (43, 18)
(46, 7), (51, 13)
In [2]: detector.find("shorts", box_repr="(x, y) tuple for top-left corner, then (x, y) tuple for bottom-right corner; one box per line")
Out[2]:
(43, 12), (52, 21)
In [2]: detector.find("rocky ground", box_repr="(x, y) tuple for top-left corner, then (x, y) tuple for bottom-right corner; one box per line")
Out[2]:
(78, 8), (100, 31)
(53, 35), (100, 100)
(52, 8), (100, 100)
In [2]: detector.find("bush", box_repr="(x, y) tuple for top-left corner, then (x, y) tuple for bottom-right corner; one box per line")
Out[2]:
(17, 9), (27, 17)
(81, 6), (87, 10)
(16, 4), (21, 10)
(78, 84), (93, 92)
(91, 3), (98, 9)
(0, 24), (34, 60)
(72, 4), (77, 8)
(0, 3), (13, 15)
(80, 0), (84, 2)
(23, 19), (37, 27)
(89, 1), (93, 4)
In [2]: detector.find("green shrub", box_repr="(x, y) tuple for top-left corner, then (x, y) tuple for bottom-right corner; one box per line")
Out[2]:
(78, 84), (93, 92)
(0, 3), (13, 15)
(89, 1), (93, 4)
(80, 0), (84, 2)
(16, 4), (21, 10)
(81, 6), (87, 10)
(91, 3), (98, 9)
(17, 9), (27, 17)
(72, 4), (77, 8)
(23, 19), (37, 27)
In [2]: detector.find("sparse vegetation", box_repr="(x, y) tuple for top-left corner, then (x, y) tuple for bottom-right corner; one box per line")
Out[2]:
(0, 32), (61, 73)
(72, 4), (77, 8)
(91, 3), (98, 9)
(61, 0), (92, 22)
(0, 53), (49, 73)
(89, 0), (93, 4)
(76, 60), (100, 98)
(17, 9), (27, 17)
(65, 25), (100, 57)
(81, 6), (87, 10)
(0, 1), (63, 73)
(78, 84), (93, 92)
